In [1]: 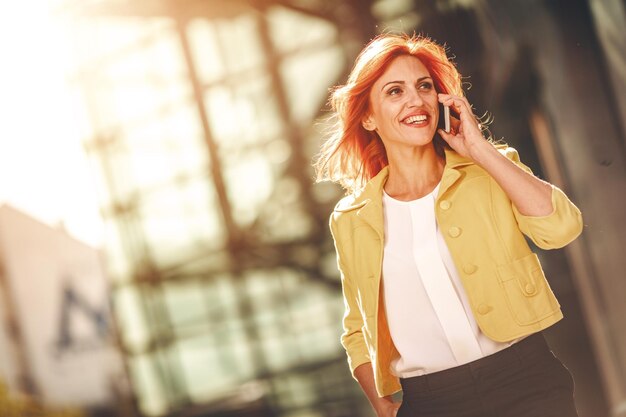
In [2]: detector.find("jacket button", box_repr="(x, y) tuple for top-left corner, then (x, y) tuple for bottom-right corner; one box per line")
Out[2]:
(439, 200), (451, 210)
(477, 304), (492, 315)
(463, 264), (478, 275)
(524, 283), (537, 295)
(448, 226), (461, 237)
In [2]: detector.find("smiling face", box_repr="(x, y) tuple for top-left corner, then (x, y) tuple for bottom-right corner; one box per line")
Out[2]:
(363, 55), (439, 156)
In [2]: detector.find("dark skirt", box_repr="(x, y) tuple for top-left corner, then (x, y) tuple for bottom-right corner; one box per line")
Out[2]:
(397, 333), (578, 417)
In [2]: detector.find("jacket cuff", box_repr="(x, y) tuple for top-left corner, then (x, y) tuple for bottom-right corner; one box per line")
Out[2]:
(512, 184), (583, 249)
(347, 354), (371, 379)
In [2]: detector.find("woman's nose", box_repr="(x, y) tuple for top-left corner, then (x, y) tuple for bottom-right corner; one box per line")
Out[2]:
(406, 87), (424, 107)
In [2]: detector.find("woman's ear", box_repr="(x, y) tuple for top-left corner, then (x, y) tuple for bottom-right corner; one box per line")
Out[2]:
(362, 116), (376, 131)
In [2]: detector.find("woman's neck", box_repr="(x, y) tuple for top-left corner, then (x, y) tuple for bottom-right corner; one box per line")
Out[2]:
(384, 144), (445, 201)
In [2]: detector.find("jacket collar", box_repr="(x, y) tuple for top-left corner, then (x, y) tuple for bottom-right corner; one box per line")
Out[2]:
(444, 147), (474, 169)
(333, 148), (474, 237)
(335, 166), (388, 239)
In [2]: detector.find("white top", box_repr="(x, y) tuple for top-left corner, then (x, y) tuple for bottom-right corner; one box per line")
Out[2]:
(382, 184), (513, 378)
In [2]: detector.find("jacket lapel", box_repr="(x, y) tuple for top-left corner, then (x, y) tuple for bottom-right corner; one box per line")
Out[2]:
(356, 199), (384, 240)
(334, 166), (389, 240)
(438, 148), (473, 198)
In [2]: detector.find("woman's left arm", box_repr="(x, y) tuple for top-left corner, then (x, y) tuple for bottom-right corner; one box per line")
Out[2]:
(438, 93), (583, 248)
(438, 93), (552, 215)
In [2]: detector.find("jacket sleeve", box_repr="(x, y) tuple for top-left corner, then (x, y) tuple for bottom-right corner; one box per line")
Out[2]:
(502, 147), (584, 249)
(329, 212), (371, 378)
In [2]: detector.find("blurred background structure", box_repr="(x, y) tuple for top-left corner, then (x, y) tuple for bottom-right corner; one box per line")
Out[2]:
(0, 0), (625, 416)
(0, 205), (126, 417)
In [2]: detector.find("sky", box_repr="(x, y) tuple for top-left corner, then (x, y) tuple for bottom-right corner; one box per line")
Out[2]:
(0, 1), (104, 247)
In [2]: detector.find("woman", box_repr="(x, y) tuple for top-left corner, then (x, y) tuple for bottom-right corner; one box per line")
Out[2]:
(315, 34), (583, 417)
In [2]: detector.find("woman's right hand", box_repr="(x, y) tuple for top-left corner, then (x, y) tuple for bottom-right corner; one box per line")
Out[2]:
(353, 363), (401, 417)
(375, 399), (401, 417)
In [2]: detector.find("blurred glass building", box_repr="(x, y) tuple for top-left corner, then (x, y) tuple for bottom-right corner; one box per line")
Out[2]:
(58, 0), (626, 416)
(63, 2), (375, 416)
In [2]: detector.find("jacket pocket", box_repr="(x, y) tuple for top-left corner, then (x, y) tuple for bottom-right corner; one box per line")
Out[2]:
(496, 253), (560, 326)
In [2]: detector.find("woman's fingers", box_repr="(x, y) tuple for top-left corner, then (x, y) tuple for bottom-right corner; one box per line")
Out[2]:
(438, 93), (482, 134)
(438, 94), (472, 118)
(450, 115), (461, 131)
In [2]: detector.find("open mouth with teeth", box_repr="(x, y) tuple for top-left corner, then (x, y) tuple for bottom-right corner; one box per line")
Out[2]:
(402, 114), (428, 125)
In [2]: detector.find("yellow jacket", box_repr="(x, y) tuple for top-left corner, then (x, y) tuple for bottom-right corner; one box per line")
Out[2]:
(329, 146), (583, 397)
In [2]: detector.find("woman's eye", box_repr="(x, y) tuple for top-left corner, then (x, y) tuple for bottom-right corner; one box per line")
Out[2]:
(419, 81), (433, 90)
(387, 87), (402, 96)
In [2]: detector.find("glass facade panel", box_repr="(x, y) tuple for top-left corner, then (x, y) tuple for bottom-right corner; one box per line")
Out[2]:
(280, 46), (345, 123)
(267, 5), (338, 54)
(222, 151), (274, 226)
(114, 286), (151, 352)
(206, 78), (283, 147)
(140, 180), (225, 264)
(214, 15), (265, 73)
(162, 282), (208, 329)
(177, 335), (239, 401)
(129, 353), (169, 416)
(186, 19), (226, 84)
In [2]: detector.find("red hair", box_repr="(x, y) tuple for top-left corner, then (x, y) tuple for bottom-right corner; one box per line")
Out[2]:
(314, 33), (464, 193)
